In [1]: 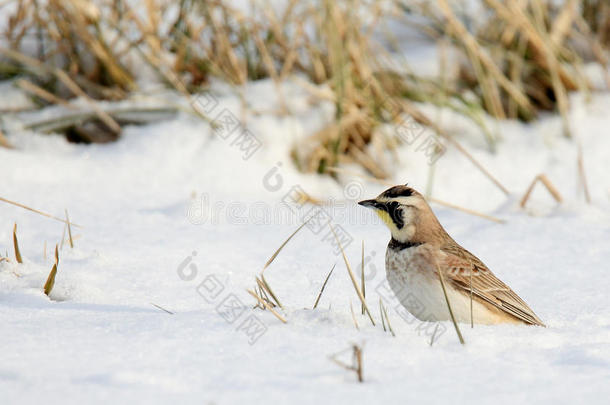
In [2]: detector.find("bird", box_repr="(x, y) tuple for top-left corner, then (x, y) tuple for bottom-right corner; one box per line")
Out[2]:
(358, 184), (544, 326)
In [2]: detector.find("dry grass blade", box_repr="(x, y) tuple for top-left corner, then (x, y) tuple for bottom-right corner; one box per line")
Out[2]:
(247, 289), (287, 323)
(259, 284), (272, 305)
(251, 287), (265, 310)
(551, 0), (579, 46)
(329, 224), (375, 326)
(380, 299), (395, 337)
(434, 259), (465, 345)
(349, 301), (360, 331)
(262, 220), (310, 273)
(44, 245), (59, 296)
(65, 209), (74, 248)
(151, 303), (174, 314)
(520, 174), (563, 208)
(54, 69), (122, 135)
(44, 262), (58, 296)
(577, 144), (591, 204)
(437, 0), (534, 117)
(60, 223), (66, 250)
(348, 146), (389, 179)
(0, 46), (47, 76)
(258, 218), (314, 309)
(313, 264), (335, 309)
(0, 197), (82, 227)
(329, 344), (364, 383)
(484, 0), (578, 90)
(437, 0), (505, 118)
(260, 275), (282, 309)
(429, 198), (505, 224)
(12, 223), (23, 263)
(15, 78), (72, 107)
(254, 279), (274, 308)
(531, 0), (572, 138)
(436, 132), (510, 196)
(256, 276), (282, 309)
(326, 167), (390, 186)
(0, 46), (122, 134)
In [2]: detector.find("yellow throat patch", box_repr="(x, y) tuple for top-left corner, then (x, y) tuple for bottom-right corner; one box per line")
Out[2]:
(375, 209), (394, 228)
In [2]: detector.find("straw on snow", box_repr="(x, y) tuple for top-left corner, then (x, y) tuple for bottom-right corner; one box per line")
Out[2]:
(313, 264), (335, 309)
(329, 224), (375, 326)
(247, 289), (287, 323)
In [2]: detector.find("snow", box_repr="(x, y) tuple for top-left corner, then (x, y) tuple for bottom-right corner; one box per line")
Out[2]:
(1, 74), (610, 404)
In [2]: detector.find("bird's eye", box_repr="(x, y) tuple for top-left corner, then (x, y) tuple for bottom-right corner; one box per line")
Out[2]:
(384, 201), (397, 214)
(387, 201), (398, 210)
(386, 201), (404, 229)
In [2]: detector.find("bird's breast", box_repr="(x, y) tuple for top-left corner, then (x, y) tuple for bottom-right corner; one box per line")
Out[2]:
(384, 245), (440, 319)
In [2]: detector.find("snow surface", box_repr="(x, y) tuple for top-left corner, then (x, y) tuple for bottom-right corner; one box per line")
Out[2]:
(1, 77), (610, 404)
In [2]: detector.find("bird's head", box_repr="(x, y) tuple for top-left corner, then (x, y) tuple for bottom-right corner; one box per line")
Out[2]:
(358, 185), (443, 244)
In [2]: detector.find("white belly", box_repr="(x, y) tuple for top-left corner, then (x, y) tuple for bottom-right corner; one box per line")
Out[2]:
(385, 246), (512, 325)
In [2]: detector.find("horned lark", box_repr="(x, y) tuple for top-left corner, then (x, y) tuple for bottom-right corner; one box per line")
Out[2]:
(359, 185), (544, 326)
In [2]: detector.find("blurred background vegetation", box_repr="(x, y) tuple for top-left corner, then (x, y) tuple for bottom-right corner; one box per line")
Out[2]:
(0, 0), (608, 178)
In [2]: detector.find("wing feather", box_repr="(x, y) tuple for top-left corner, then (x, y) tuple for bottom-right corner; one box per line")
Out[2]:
(440, 243), (545, 326)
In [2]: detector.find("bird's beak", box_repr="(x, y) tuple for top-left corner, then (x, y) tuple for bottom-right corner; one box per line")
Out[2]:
(358, 199), (380, 209)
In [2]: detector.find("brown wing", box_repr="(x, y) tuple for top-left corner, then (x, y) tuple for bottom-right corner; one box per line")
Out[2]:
(440, 243), (545, 326)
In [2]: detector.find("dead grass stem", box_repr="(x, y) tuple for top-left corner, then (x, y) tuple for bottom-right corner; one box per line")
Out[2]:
(12, 223), (22, 263)
(329, 224), (375, 326)
(434, 258), (465, 345)
(349, 301), (360, 331)
(313, 264), (335, 309)
(0, 196), (82, 227)
(65, 209), (74, 248)
(247, 289), (287, 323)
(379, 299), (395, 337)
(151, 303), (174, 314)
(329, 344), (364, 382)
(520, 174), (563, 208)
(43, 245), (58, 296)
